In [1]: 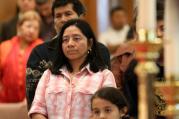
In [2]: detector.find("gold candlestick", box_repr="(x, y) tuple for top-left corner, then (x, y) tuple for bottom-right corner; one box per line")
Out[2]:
(154, 76), (179, 119)
(132, 29), (162, 119)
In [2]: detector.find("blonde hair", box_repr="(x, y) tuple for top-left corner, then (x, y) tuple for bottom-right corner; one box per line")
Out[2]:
(17, 10), (41, 26)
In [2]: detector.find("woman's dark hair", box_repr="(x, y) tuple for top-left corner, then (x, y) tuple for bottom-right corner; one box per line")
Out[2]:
(52, 0), (86, 17)
(50, 19), (106, 74)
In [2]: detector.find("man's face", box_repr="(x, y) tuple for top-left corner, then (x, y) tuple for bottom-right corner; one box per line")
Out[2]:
(111, 10), (127, 30)
(156, 20), (164, 38)
(54, 3), (79, 33)
(37, 1), (52, 19)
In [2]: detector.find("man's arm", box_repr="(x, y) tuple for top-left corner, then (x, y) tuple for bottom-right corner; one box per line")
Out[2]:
(26, 44), (53, 110)
(26, 47), (43, 110)
(26, 39), (58, 110)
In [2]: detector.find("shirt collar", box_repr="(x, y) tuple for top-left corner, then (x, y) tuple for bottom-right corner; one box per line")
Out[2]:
(80, 64), (93, 75)
(59, 64), (93, 76)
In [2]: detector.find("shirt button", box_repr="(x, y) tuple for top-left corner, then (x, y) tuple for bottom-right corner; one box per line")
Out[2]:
(72, 83), (75, 88)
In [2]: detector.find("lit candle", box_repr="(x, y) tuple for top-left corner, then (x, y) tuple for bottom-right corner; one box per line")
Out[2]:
(137, 0), (156, 41)
(164, 0), (179, 79)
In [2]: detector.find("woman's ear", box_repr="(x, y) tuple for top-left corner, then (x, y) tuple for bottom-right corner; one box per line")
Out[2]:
(120, 106), (128, 116)
(120, 106), (129, 119)
(123, 106), (128, 114)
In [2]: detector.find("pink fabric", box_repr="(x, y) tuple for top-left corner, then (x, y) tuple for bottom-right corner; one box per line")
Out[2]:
(29, 65), (116, 119)
(0, 36), (43, 102)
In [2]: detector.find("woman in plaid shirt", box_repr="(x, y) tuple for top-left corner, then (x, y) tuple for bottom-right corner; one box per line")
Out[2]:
(29, 19), (116, 119)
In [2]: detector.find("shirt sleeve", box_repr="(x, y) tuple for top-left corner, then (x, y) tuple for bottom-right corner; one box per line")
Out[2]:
(101, 69), (117, 88)
(26, 44), (50, 110)
(28, 69), (50, 117)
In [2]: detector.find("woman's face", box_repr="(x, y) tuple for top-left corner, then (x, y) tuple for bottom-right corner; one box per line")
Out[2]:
(62, 25), (90, 64)
(91, 97), (122, 119)
(18, 19), (40, 43)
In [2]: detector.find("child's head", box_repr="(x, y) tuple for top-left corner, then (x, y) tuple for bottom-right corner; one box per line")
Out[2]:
(91, 87), (129, 119)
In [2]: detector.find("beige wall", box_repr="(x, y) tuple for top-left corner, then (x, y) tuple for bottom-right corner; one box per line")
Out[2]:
(122, 0), (134, 25)
(0, 0), (134, 33)
(81, 0), (98, 35)
(0, 0), (17, 23)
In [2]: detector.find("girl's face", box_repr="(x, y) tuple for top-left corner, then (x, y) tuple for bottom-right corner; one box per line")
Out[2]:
(91, 97), (122, 119)
(62, 25), (90, 64)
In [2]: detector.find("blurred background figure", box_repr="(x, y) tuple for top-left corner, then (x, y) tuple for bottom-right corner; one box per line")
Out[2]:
(111, 44), (138, 119)
(156, 2), (165, 81)
(156, 15), (164, 39)
(0, 11), (43, 103)
(36, 0), (56, 41)
(98, 6), (134, 55)
(156, 14), (164, 81)
(0, 0), (36, 42)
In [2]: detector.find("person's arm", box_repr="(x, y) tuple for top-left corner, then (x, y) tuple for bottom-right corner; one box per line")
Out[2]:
(26, 45), (44, 110)
(31, 113), (47, 119)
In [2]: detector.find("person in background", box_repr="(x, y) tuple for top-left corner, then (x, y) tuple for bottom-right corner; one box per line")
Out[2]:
(156, 13), (164, 81)
(28, 19), (116, 119)
(36, 0), (56, 41)
(26, 0), (110, 110)
(0, 0), (36, 42)
(111, 44), (138, 119)
(0, 11), (43, 102)
(155, 13), (166, 119)
(91, 87), (129, 119)
(98, 6), (134, 55)
(156, 17), (164, 39)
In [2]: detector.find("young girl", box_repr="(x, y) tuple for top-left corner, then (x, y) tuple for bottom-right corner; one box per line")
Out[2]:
(91, 87), (130, 119)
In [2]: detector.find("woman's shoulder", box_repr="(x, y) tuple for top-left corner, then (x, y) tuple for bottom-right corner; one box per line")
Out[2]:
(33, 38), (43, 45)
(39, 69), (54, 84)
(44, 69), (52, 75)
(100, 69), (112, 74)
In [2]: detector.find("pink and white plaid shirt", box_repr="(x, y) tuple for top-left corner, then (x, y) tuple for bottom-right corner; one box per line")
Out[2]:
(29, 65), (116, 119)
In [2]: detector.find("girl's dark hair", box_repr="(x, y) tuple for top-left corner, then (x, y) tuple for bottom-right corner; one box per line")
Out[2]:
(52, 0), (86, 17)
(50, 19), (106, 74)
(91, 87), (129, 111)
